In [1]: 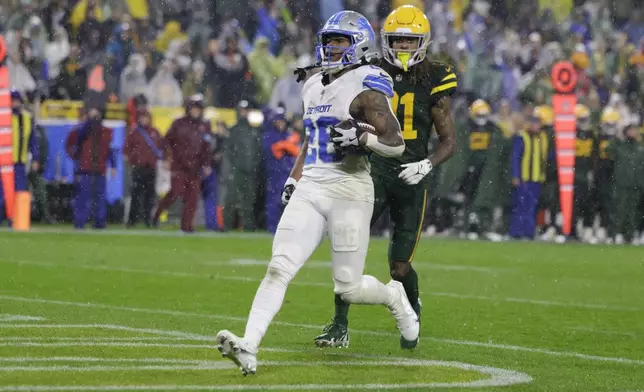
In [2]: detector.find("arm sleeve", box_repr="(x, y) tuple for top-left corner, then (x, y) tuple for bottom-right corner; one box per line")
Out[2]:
(511, 136), (524, 180)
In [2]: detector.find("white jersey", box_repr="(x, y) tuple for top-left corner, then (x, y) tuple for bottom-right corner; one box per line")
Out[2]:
(300, 64), (395, 202)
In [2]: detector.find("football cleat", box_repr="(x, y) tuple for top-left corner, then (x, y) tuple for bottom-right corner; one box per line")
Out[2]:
(400, 298), (422, 349)
(216, 330), (257, 376)
(386, 280), (419, 347)
(314, 320), (350, 348)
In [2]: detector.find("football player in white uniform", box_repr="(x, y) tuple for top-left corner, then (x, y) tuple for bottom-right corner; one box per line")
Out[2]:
(216, 11), (419, 376)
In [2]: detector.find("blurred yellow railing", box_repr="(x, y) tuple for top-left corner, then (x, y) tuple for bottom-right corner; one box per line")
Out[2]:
(39, 100), (243, 135)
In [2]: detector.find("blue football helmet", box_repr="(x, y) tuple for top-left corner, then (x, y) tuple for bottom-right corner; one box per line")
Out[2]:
(316, 11), (378, 74)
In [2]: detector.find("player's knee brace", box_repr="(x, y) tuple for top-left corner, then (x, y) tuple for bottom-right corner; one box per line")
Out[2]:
(390, 260), (411, 280)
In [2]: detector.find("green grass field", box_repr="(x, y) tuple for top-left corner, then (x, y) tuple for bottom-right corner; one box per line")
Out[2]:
(1, 229), (643, 391)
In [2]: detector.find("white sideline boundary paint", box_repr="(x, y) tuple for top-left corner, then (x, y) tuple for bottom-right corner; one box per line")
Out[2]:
(0, 295), (642, 366)
(216, 259), (504, 273)
(2, 259), (639, 312)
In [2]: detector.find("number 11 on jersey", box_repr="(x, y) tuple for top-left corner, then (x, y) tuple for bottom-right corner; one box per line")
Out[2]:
(391, 91), (417, 140)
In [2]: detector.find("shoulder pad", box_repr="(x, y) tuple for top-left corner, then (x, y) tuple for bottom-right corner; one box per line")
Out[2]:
(427, 61), (458, 97)
(361, 66), (394, 98)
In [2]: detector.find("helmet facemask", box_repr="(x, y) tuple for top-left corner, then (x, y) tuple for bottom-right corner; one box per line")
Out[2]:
(601, 122), (618, 136)
(577, 116), (591, 131)
(316, 32), (358, 74)
(382, 31), (430, 71)
(473, 115), (488, 126)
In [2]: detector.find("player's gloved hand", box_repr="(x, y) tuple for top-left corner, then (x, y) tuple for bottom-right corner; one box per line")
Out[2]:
(398, 159), (433, 185)
(281, 177), (298, 206)
(331, 124), (364, 148)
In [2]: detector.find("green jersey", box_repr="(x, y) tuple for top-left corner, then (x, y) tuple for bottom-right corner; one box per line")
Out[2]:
(371, 60), (458, 178)
(574, 127), (597, 182)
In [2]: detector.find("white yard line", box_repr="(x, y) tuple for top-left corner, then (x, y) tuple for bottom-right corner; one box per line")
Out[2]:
(0, 323), (211, 340)
(0, 314), (45, 322)
(2, 259), (639, 312)
(0, 295), (642, 367)
(210, 259), (504, 273)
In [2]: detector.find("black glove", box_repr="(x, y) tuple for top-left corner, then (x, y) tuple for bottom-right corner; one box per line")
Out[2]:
(281, 178), (297, 206)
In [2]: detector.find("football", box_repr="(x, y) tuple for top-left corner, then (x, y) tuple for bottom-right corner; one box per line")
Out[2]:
(330, 118), (376, 156)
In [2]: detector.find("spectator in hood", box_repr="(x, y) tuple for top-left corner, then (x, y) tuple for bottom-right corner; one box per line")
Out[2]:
(120, 53), (148, 103)
(146, 60), (183, 107)
(7, 51), (36, 98)
(125, 109), (163, 227)
(45, 27), (71, 80)
(77, 1), (105, 50)
(155, 20), (187, 53)
(248, 36), (288, 106)
(165, 38), (192, 83)
(255, 0), (284, 56)
(106, 22), (135, 77)
(65, 94), (116, 230)
(42, 0), (71, 41)
(206, 36), (254, 108)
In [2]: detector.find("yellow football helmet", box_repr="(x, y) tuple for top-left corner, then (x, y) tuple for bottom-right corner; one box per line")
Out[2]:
(574, 104), (590, 119)
(600, 107), (620, 124)
(575, 104), (591, 130)
(381, 5), (431, 72)
(533, 105), (554, 127)
(600, 107), (621, 135)
(470, 99), (491, 126)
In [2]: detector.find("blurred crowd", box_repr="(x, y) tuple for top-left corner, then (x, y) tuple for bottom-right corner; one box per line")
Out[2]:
(2, 0), (644, 242)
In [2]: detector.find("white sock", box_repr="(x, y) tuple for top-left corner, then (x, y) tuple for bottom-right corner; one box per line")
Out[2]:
(339, 275), (395, 306)
(243, 266), (293, 352)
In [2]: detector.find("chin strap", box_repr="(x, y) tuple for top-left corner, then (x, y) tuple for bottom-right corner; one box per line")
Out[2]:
(294, 64), (321, 83)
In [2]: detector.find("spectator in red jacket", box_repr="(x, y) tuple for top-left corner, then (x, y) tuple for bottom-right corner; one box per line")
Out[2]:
(65, 101), (116, 229)
(152, 94), (212, 232)
(125, 109), (163, 227)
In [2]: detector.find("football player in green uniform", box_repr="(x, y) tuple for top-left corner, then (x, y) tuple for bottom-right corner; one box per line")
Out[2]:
(315, 4), (457, 349)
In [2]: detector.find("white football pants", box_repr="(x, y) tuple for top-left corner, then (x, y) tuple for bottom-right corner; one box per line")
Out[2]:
(242, 186), (393, 352)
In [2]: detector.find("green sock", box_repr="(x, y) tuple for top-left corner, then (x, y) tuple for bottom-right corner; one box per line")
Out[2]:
(334, 294), (350, 326)
(395, 266), (419, 308)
